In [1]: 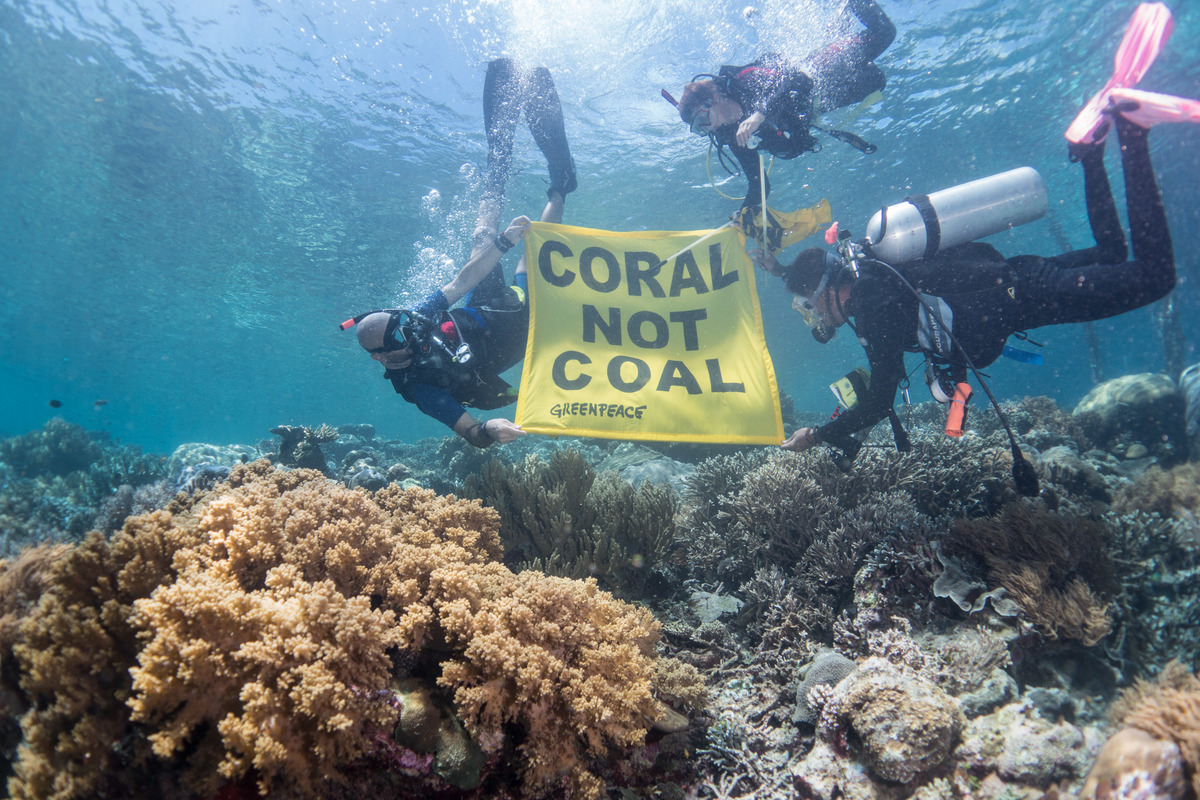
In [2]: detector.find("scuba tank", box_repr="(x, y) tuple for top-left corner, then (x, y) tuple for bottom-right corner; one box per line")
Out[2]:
(863, 167), (1048, 263)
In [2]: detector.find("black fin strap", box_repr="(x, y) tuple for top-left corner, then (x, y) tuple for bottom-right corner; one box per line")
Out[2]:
(812, 124), (878, 154)
(888, 409), (911, 452)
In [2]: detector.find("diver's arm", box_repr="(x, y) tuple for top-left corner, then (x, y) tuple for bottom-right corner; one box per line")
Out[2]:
(439, 216), (532, 306)
(812, 289), (908, 446)
(454, 412), (526, 448)
(737, 112), (766, 147)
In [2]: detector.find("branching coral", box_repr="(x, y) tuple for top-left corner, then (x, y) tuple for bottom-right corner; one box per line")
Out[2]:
(1102, 510), (1200, 680)
(680, 436), (1012, 590)
(0, 419), (102, 479)
(463, 448), (678, 600)
(942, 502), (1118, 645)
(5, 460), (696, 800)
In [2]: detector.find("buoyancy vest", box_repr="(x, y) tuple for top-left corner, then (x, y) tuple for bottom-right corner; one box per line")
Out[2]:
(387, 291), (529, 411)
(717, 58), (819, 159)
(890, 241), (1018, 376)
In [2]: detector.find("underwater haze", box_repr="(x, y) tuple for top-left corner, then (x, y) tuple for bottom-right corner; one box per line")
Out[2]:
(2, 0), (1199, 452)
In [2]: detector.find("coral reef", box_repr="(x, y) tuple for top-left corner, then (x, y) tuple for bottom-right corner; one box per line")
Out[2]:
(956, 700), (1097, 787)
(1080, 727), (1187, 800)
(793, 651), (857, 725)
(1074, 373), (1187, 463)
(0, 419), (102, 478)
(269, 424), (339, 473)
(812, 656), (964, 783)
(942, 502), (1118, 645)
(1, 461), (699, 800)
(463, 447), (678, 600)
(679, 437), (1014, 589)
(1093, 662), (1200, 799)
(1113, 462), (1200, 520)
(165, 442), (259, 477)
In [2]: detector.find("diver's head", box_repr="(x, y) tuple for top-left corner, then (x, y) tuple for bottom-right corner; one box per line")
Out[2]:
(783, 247), (845, 342)
(678, 80), (717, 126)
(678, 79), (742, 135)
(356, 310), (415, 370)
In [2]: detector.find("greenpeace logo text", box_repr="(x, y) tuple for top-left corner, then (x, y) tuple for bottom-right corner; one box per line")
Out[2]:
(550, 402), (646, 420)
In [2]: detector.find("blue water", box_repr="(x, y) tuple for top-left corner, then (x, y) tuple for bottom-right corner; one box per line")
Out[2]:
(2, 0), (1198, 453)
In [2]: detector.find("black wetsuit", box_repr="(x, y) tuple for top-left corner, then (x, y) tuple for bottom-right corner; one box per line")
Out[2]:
(715, 0), (895, 206)
(814, 118), (1176, 452)
(482, 58), (576, 213)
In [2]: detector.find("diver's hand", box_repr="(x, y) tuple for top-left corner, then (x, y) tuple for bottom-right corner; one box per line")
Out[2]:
(749, 248), (783, 277)
(781, 427), (820, 453)
(484, 417), (526, 444)
(737, 112), (766, 147)
(501, 215), (532, 246)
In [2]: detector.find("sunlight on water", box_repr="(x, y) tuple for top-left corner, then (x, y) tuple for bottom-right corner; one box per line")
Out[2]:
(0, 0), (1198, 449)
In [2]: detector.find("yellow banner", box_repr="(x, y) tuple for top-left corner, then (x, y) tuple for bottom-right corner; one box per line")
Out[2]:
(734, 199), (833, 254)
(516, 221), (784, 444)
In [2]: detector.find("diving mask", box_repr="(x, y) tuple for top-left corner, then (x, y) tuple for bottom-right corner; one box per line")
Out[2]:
(689, 100), (714, 135)
(790, 270), (832, 331)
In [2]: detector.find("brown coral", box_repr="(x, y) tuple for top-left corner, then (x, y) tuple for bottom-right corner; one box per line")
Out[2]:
(463, 448), (677, 599)
(943, 502), (1118, 645)
(1097, 662), (1200, 799)
(1113, 462), (1200, 521)
(5, 460), (693, 800)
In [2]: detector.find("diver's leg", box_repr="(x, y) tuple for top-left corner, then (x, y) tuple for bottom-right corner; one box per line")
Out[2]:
(1115, 114), (1175, 294)
(845, 0), (896, 63)
(808, 0), (893, 112)
(1058, 140), (1127, 267)
(1012, 119), (1174, 331)
(475, 58), (523, 251)
(523, 66), (576, 199)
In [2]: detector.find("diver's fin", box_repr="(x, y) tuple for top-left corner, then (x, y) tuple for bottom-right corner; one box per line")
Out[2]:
(1066, 2), (1174, 145)
(838, 90), (884, 128)
(1109, 87), (1200, 128)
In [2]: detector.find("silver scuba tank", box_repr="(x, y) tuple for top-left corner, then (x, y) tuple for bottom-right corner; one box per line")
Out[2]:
(863, 167), (1048, 264)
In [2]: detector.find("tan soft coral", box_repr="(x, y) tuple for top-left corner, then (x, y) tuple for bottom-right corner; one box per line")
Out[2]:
(5, 460), (690, 800)
(129, 561), (403, 798)
(439, 572), (663, 798)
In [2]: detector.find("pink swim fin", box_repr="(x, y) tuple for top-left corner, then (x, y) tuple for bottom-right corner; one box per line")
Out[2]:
(1109, 87), (1200, 128)
(1066, 2), (1174, 144)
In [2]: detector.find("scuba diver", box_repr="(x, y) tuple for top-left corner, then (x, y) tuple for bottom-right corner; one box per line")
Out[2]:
(344, 214), (534, 448)
(343, 59), (576, 448)
(753, 24), (1193, 478)
(667, 0), (895, 207)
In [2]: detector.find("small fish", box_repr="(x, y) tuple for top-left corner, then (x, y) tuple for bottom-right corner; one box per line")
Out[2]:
(48, 399), (62, 408)
(93, 399), (108, 410)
